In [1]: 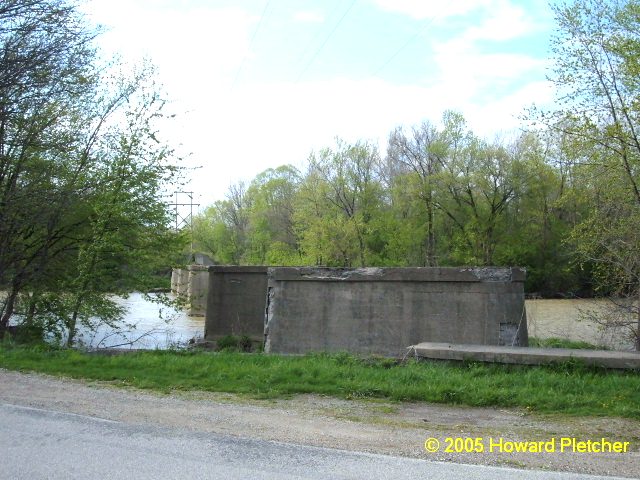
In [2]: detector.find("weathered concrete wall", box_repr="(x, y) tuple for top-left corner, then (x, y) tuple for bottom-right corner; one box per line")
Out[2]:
(204, 266), (268, 341)
(264, 267), (528, 357)
(171, 268), (190, 297)
(170, 269), (180, 293)
(171, 266), (208, 316)
(186, 265), (209, 316)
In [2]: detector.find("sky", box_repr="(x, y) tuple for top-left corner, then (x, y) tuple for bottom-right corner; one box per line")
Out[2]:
(81, 0), (557, 209)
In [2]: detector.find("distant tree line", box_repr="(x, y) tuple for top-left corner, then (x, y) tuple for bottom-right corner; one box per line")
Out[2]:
(192, 119), (588, 296)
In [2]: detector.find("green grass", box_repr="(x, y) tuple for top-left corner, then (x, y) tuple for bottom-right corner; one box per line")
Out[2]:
(529, 337), (609, 350)
(0, 345), (638, 419)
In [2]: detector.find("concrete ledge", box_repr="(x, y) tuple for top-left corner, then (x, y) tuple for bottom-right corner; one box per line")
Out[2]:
(409, 342), (640, 370)
(188, 264), (209, 272)
(270, 267), (525, 283)
(208, 266), (268, 274)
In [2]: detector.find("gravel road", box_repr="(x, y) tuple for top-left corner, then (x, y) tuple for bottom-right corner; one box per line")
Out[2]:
(0, 369), (638, 478)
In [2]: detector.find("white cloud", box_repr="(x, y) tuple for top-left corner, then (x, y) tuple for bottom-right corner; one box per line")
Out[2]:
(433, 42), (547, 87)
(181, 74), (552, 205)
(82, 1), (255, 95)
(373, 0), (493, 20)
(462, 2), (536, 41)
(417, 0), (549, 126)
(374, 0), (543, 39)
(292, 10), (325, 23)
(79, 0), (556, 206)
(184, 78), (443, 204)
(463, 80), (556, 137)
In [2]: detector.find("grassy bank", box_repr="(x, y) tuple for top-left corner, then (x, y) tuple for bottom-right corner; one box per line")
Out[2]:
(0, 345), (638, 419)
(528, 337), (610, 350)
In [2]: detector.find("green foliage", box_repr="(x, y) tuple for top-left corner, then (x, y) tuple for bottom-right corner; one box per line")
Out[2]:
(529, 337), (608, 350)
(295, 139), (383, 267)
(540, 0), (640, 347)
(0, 1), (186, 346)
(216, 335), (255, 352)
(191, 124), (592, 296)
(0, 346), (638, 418)
(192, 166), (302, 265)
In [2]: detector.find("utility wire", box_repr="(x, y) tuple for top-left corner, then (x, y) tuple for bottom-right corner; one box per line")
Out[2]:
(296, 0), (358, 82)
(231, 0), (272, 91)
(295, 1), (345, 66)
(372, 14), (438, 77)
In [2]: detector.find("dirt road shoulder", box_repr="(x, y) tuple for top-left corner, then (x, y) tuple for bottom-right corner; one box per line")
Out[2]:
(0, 369), (637, 478)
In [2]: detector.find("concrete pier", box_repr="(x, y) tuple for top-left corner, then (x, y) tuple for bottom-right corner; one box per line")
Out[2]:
(186, 265), (209, 316)
(170, 266), (209, 317)
(172, 268), (189, 297)
(204, 266), (268, 341)
(264, 267), (528, 357)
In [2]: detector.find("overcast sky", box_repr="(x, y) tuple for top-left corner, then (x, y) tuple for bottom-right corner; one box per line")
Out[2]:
(81, 0), (557, 209)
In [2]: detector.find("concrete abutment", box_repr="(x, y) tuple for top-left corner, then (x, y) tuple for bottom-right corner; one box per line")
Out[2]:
(263, 267), (528, 356)
(195, 266), (528, 356)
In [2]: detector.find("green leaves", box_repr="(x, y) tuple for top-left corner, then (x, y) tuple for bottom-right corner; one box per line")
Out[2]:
(191, 122), (589, 299)
(543, 0), (640, 347)
(0, 1), (185, 345)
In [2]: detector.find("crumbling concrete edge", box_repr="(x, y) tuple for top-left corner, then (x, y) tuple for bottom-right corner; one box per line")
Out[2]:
(271, 267), (526, 283)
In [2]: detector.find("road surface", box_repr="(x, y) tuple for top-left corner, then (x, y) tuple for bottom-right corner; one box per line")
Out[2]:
(0, 402), (628, 480)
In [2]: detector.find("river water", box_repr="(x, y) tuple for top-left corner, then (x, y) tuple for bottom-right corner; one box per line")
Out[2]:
(70, 295), (636, 351)
(526, 298), (635, 350)
(74, 293), (205, 349)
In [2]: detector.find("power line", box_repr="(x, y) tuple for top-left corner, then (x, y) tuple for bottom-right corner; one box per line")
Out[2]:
(231, 0), (272, 91)
(296, 0), (358, 82)
(295, 1), (345, 66)
(372, 14), (438, 77)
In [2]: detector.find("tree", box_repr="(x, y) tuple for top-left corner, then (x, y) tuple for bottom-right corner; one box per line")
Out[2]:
(245, 165), (301, 265)
(491, 130), (588, 294)
(60, 68), (182, 346)
(544, 0), (640, 348)
(386, 120), (444, 266)
(0, 1), (184, 345)
(0, 0), (98, 331)
(438, 138), (522, 266)
(192, 182), (249, 265)
(298, 139), (382, 267)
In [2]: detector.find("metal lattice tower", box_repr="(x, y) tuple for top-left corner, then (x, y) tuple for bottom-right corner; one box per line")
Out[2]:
(169, 191), (200, 253)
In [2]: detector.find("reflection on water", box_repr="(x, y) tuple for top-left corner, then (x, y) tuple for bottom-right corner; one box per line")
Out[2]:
(76, 292), (204, 350)
(526, 299), (635, 350)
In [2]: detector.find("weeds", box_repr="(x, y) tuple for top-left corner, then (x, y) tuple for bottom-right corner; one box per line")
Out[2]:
(0, 345), (638, 419)
(529, 337), (609, 350)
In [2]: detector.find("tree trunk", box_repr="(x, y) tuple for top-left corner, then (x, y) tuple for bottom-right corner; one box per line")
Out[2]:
(426, 195), (436, 267)
(0, 288), (18, 333)
(357, 231), (366, 267)
(66, 294), (83, 348)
